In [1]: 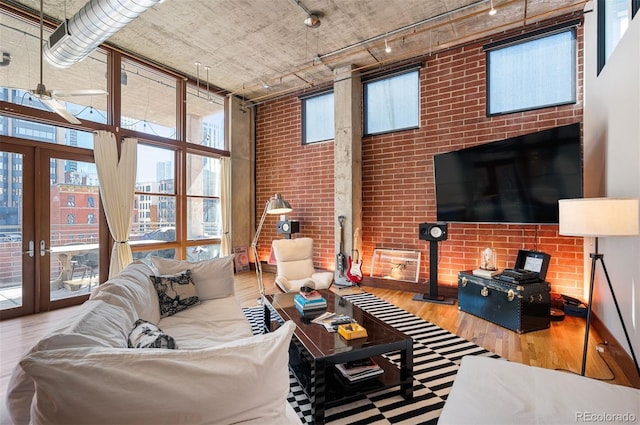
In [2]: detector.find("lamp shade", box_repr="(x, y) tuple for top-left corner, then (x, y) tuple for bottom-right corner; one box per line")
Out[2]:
(266, 193), (292, 215)
(558, 198), (640, 237)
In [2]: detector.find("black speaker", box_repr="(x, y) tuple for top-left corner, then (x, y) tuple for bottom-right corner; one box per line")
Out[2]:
(276, 220), (299, 235)
(419, 222), (448, 241)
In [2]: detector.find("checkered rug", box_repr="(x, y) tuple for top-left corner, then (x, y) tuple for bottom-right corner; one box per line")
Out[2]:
(242, 292), (500, 424)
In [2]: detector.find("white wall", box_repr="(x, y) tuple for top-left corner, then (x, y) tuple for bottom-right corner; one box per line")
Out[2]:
(583, 5), (639, 361)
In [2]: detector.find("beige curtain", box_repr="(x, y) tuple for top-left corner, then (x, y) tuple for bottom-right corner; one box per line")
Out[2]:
(94, 131), (137, 277)
(220, 156), (231, 256)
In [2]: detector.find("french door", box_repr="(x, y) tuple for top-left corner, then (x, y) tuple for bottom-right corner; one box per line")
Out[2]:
(0, 141), (103, 319)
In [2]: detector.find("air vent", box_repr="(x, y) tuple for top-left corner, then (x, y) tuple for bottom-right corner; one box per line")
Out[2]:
(48, 19), (70, 50)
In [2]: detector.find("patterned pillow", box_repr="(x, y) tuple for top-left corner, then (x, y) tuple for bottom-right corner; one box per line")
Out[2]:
(150, 270), (199, 318)
(128, 319), (178, 349)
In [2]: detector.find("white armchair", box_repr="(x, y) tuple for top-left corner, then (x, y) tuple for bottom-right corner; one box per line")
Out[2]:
(271, 237), (334, 293)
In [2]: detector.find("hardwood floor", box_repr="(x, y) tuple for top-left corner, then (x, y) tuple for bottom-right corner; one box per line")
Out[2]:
(1, 270), (636, 417)
(251, 271), (637, 388)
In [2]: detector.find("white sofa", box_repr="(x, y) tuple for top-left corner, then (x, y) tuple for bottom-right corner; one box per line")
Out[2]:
(439, 356), (640, 425)
(5, 257), (301, 425)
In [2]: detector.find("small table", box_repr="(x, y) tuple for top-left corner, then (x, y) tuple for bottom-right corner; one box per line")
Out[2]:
(50, 244), (99, 289)
(264, 290), (413, 425)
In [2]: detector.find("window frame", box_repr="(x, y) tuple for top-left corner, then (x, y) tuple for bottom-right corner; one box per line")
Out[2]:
(485, 22), (578, 116)
(363, 67), (420, 136)
(301, 90), (335, 144)
(185, 150), (222, 243)
(597, 0), (633, 75)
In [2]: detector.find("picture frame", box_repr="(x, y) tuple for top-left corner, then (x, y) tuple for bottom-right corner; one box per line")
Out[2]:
(233, 246), (250, 272)
(370, 248), (421, 283)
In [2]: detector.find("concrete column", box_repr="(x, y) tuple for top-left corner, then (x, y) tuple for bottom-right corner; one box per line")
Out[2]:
(227, 95), (254, 252)
(333, 65), (362, 283)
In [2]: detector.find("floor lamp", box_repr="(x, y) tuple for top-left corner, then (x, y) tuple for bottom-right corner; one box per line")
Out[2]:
(558, 198), (640, 378)
(251, 193), (292, 305)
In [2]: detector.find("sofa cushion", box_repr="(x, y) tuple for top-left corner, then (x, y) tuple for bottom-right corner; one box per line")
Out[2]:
(6, 300), (133, 425)
(20, 321), (296, 425)
(150, 270), (199, 318)
(159, 297), (254, 349)
(151, 255), (235, 300)
(91, 261), (161, 324)
(128, 319), (178, 349)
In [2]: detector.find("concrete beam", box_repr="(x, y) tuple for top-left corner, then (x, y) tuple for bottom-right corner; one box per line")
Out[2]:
(333, 64), (362, 283)
(227, 95), (254, 253)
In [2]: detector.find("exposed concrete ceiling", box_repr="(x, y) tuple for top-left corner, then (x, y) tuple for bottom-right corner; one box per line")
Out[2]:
(4, 0), (587, 104)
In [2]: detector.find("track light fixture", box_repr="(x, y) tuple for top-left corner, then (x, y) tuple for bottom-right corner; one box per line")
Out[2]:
(384, 37), (391, 53)
(489, 0), (497, 15)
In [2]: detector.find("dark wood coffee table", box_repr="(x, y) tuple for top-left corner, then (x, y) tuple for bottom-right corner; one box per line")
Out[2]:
(264, 290), (413, 425)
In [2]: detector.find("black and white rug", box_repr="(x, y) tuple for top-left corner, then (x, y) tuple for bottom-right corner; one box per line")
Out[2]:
(243, 292), (500, 424)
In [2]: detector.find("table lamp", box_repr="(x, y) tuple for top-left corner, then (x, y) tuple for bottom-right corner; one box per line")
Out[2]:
(251, 193), (292, 304)
(558, 197), (640, 378)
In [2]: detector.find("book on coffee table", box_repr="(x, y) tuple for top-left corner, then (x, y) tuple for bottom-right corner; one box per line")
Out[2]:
(335, 358), (383, 382)
(294, 293), (327, 309)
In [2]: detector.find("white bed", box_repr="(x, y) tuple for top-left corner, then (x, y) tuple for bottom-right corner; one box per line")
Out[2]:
(439, 356), (640, 425)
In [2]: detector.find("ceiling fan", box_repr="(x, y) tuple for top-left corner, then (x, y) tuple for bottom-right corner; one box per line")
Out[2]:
(30, 0), (107, 124)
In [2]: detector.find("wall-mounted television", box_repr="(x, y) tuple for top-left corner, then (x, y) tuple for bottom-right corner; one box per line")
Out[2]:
(434, 123), (582, 224)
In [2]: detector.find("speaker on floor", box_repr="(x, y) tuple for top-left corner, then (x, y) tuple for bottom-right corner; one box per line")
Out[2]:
(419, 222), (448, 242)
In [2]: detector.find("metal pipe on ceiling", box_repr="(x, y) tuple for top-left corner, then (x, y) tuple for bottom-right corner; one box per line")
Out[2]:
(44, 0), (163, 68)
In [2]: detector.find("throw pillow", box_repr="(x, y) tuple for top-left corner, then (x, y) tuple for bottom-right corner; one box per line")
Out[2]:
(150, 255), (235, 300)
(128, 319), (178, 349)
(150, 270), (199, 318)
(20, 321), (296, 425)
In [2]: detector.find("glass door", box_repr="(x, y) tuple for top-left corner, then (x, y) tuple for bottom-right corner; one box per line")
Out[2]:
(40, 149), (101, 312)
(0, 144), (35, 319)
(0, 142), (101, 319)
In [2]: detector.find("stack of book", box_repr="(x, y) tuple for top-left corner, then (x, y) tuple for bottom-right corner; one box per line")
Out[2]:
(294, 289), (327, 315)
(335, 358), (383, 383)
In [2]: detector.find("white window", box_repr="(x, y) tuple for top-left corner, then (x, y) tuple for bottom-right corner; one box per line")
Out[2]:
(487, 28), (577, 115)
(364, 69), (419, 135)
(302, 91), (334, 144)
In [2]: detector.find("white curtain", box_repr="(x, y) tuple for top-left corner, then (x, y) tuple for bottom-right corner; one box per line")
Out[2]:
(220, 156), (232, 256)
(94, 131), (137, 277)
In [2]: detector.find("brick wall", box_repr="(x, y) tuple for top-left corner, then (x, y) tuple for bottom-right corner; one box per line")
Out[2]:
(255, 98), (336, 271)
(256, 21), (585, 299)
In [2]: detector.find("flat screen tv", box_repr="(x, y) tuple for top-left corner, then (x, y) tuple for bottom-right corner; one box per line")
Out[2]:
(434, 123), (582, 224)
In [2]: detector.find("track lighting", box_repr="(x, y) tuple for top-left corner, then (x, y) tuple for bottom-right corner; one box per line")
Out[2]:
(489, 0), (497, 15)
(384, 38), (391, 53)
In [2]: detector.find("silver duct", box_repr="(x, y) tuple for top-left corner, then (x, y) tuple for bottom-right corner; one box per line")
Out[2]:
(44, 0), (163, 68)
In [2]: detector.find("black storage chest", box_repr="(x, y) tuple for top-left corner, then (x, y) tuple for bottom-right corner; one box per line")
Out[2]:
(458, 271), (551, 334)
